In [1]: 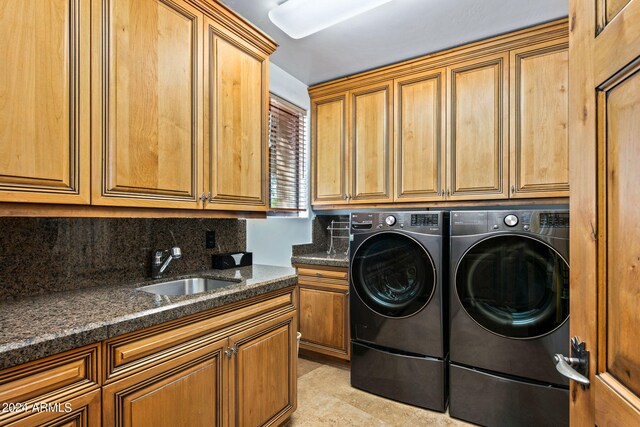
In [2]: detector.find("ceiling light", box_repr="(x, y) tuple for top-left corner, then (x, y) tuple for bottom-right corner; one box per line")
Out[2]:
(268, 0), (393, 40)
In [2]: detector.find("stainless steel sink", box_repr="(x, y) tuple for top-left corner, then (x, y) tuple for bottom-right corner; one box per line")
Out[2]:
(138, 277), (239, 296)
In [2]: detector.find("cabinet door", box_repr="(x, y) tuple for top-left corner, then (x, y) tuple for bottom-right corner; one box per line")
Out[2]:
(7, 390), (101, 427)
(91, 0), (203, 209)
(510, 41), (569, 198)
(204, 19), (268, 211)
(298, 281), (349, 360)
(0, 0), (90, 204)
(228, 312), (296, 427)
(311, 93), (349, 205)
(394, 69), (446, 202)
(447, 54), (509, 200)
(102, 339), (227, 427)
(350, 82), (393, 203)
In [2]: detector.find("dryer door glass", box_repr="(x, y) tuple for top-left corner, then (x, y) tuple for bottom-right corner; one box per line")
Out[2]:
(455, 235), (569, 339)
(351, 232), (436, 317)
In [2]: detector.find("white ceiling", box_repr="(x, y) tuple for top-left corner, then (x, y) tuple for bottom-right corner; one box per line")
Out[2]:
(220, 0), (568, 86)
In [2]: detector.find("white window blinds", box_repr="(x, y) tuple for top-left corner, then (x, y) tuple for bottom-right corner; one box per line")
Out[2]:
(268, 94), (307, 211)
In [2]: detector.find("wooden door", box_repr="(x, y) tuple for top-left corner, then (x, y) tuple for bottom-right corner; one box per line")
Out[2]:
(446, 53), (509, 200)
(91, 0), (203, 209)
(204, 18), (268, 211)
(0, 0), (90, 204)
(510, 40), (569, 199)
(311, 93), (349, 205)
(102, 339), (227, 427)
(6, 390), (101, 427)
(570, 0), (640, 424)
(228, 311), (296, 427)
(349, 81), (393, 204)
(394, 69), (446, 202)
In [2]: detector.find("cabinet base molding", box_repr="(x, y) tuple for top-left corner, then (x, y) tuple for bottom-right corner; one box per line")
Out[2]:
(312, 197), (569, 211)
(0, 203), (267, 219)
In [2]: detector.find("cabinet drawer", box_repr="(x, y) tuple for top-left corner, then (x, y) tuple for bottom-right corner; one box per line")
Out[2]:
(104, 289), (294, 383)
(297, 266), (348, 282)
(0, 345), (100, 425)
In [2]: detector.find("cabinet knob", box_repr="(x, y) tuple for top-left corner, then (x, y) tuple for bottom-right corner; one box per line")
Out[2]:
(199, 192), (207, 202)
(343, 194), (347, 200)
(511, 185), (515, 194)
(446, 189), (450, 197)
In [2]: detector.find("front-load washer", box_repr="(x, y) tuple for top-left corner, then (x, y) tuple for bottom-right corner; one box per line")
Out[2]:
(349, 211), (448, 411)
(449, 209), (570, 426)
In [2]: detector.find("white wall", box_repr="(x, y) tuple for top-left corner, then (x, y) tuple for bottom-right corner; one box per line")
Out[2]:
(246, 63), (313, 267)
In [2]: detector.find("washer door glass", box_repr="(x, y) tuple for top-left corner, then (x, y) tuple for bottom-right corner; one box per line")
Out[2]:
(351, 232), (436, 318)
(456, 235), (569, 339)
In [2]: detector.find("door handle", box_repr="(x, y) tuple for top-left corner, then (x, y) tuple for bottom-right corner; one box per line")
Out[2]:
(553, 337), (590, 388)
(553, 355), (590, 385)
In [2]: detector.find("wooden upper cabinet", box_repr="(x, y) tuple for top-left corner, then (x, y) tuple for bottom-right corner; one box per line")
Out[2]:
(0, 0), (90, 204)
(394, 69), (446, 202)
(350, 81), (393, 203)
(204, 19), (268, 211)
(447, 53), (509, 200)
(311, 93), (348, 205)
(510, 41), (569, 198)
(91, 0), (203, 209)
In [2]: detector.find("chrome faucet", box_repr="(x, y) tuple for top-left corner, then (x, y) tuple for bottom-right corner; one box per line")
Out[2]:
(151, 247), (182, 279)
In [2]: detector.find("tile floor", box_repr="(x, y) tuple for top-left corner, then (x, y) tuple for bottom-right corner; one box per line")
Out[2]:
(285, 357), (473, 426)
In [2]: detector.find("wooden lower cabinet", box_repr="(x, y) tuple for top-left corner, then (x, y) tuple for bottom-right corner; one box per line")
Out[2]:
(296, 265), (350, 361)
(102, 339), (227, 427)
(229, 312), (297, 427)
(6, 390), (101, 427)
(0, 288), (297, 427)
(0, 345), (101, 427)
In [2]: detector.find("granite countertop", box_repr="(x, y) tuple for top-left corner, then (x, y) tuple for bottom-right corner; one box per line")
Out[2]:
(291, 251), (349, 268)
(0, 264), (296, 370)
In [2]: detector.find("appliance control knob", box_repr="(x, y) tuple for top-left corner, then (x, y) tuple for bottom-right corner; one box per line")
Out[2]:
(524, 225), (530, 231)
(504, 214), (519, 227)
(385, 215), (396, 226)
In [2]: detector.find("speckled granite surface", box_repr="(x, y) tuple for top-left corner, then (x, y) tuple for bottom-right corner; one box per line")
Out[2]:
(291, 251), (349, 268)
(0, 264), (296, 370)
(0, 217), (246, 300)
(291, 215), (350, 268)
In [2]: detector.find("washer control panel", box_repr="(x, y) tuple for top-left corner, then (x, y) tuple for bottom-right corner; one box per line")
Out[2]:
(451, 210), (569, 238)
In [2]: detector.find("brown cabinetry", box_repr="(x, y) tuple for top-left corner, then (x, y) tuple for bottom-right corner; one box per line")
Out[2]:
(229, 312), (296, 426)
(204, 18), (269, 211)
(0, 0), (90, 205)
(509, 40), (569, 198)
(296, 265), (350, 361)
(394, 69), (446, 202)
(0, 345), (101, 427)
(447, 53), (509, 200)
(0, 0), (274, 216)
(1, 288), (297, 427)
(311, 80), (393, 207)
(311, 93), (349, 205)
(91, 0), (204, 209)
(309, 19), (569, 208)
(350, 82), (394, 204)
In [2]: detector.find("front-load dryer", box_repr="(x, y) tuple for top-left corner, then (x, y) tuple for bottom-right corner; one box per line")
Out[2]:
(449, 209), (570, 426)
(349, 211), (448, 412)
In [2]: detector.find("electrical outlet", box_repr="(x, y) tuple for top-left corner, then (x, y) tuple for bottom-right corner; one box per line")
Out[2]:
(206, 231), (216, 249)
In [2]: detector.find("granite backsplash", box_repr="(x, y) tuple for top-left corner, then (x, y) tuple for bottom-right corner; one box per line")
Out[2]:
(0, 218), (246, 301)
(292, 215), (349, 255)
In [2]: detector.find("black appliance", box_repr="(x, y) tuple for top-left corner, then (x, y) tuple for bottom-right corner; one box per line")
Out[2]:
(349, 211), (448, 411)
(449, 209), (570, 426)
